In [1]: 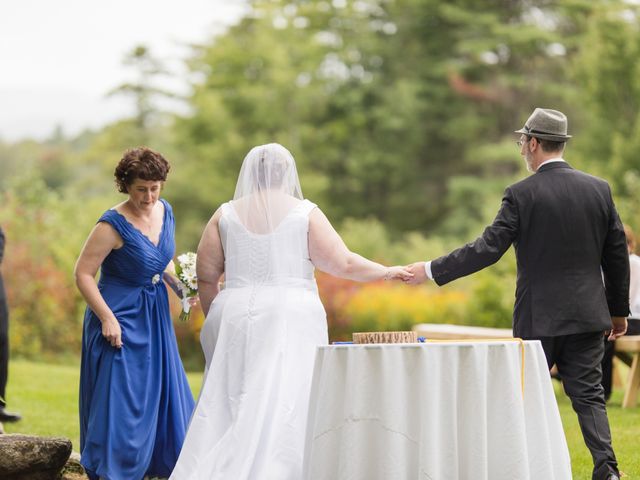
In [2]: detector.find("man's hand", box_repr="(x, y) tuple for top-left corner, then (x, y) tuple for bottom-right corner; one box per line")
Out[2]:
(607, 316), (628, 341)
(384, 266), (414, 282)
(404, 262), (429, 285)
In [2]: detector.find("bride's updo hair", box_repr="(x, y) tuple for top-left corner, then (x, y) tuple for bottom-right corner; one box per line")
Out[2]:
(251, 143), (293, 191)
(234, 143), (303, 202)
(114, 146), (171, 193)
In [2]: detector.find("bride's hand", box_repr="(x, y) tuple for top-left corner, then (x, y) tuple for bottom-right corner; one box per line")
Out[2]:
(384, 266), (414, 282)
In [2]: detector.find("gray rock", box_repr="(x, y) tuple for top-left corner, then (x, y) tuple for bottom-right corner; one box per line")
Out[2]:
(0, 434), (72, 480)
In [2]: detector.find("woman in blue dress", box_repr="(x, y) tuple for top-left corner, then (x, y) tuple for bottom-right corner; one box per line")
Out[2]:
(75, 147), (195, 480)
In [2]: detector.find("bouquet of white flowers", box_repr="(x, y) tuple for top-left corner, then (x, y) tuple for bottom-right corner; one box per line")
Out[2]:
(175, 252), (198, 322)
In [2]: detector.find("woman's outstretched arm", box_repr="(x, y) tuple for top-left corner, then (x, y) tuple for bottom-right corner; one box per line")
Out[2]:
(308, 208), (412, 282)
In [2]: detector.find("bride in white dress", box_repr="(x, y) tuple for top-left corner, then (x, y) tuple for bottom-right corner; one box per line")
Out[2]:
(170, 143), (411, 479)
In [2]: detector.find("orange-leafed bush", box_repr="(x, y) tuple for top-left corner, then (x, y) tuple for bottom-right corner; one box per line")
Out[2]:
(0, 185), (86, 360)
(315, 271), (363, 342)
(315, 272), (471, 341)
(5, 241), (82, 358)
(343, 282), (469, 334)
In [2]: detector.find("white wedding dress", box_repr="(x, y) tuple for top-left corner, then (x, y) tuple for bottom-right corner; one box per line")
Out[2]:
(170, 198), (328, 480)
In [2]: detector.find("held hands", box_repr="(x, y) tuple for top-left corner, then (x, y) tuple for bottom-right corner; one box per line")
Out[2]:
(383, 262), (430, 285)
(384, 265), (414, 282)
(102, 317), (123, 348)
(607, 316), (628, 341)
(402, 262), (429, 285)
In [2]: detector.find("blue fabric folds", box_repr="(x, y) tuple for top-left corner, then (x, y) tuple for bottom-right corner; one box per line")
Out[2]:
(79, 199), (195, 480)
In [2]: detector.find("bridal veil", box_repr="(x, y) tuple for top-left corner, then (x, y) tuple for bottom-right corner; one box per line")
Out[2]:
(231, 143), (304, 234)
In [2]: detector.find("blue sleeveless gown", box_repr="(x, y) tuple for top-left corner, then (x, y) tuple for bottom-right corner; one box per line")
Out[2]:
(79, 199), (195, 480)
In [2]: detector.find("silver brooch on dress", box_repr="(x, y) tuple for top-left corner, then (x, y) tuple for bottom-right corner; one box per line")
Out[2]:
(151, 274), (160, 284)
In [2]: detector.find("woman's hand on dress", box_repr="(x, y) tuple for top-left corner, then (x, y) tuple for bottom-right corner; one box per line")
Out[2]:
(384, 266), (414, 282)
(102, 317), (123, 348)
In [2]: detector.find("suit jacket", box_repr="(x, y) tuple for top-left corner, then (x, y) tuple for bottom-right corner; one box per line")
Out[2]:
(431, 161), (630, 338)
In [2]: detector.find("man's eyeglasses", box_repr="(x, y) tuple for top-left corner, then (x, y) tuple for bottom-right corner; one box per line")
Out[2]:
(516, 137), (529, 147)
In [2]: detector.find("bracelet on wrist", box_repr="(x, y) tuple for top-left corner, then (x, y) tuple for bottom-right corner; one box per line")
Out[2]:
(383, 268), (391, 281)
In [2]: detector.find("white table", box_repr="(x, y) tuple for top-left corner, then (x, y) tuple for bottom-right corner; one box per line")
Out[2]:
(616, 335), (640, 408)
(412, 322), (513, 340)
(303, 341), (572, 480)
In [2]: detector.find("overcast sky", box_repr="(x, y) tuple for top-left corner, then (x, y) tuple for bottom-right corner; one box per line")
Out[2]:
(0, 0), (246, 141)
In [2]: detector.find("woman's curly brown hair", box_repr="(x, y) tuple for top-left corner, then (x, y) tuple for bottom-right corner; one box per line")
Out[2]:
(114, 147), (171, 193)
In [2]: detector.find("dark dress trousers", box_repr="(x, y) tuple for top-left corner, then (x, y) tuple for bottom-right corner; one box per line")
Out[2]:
(431, 161), (629, 480)
(0, 226), (9, 409)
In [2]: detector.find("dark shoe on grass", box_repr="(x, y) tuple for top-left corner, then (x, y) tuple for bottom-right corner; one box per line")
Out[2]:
(0, 408), (22, 422)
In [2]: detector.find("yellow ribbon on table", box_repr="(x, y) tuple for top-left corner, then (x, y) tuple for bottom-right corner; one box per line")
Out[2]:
(424, 338), (526, 397)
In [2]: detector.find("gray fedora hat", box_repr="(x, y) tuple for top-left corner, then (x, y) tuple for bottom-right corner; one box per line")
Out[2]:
(514, 108), (572, 141)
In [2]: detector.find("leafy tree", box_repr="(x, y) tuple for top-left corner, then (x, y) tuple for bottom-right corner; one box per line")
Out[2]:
(569, 2), (640, 183)
(173, 0), (608, 236)
(4, 0), (640, 360)
(107, 45), (177, 143)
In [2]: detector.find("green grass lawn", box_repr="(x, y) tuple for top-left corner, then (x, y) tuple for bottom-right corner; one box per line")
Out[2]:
(1, 360), (204, 452)
(3, 359), (639, 478)
(553, 379), (640, 479)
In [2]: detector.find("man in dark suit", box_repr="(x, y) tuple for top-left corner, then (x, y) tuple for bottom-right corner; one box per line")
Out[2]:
(407, 108), (628, 480)
(0, 225), (22, 423)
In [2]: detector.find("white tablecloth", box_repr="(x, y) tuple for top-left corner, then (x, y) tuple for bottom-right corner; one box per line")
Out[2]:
(303, 341), (572, 480)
